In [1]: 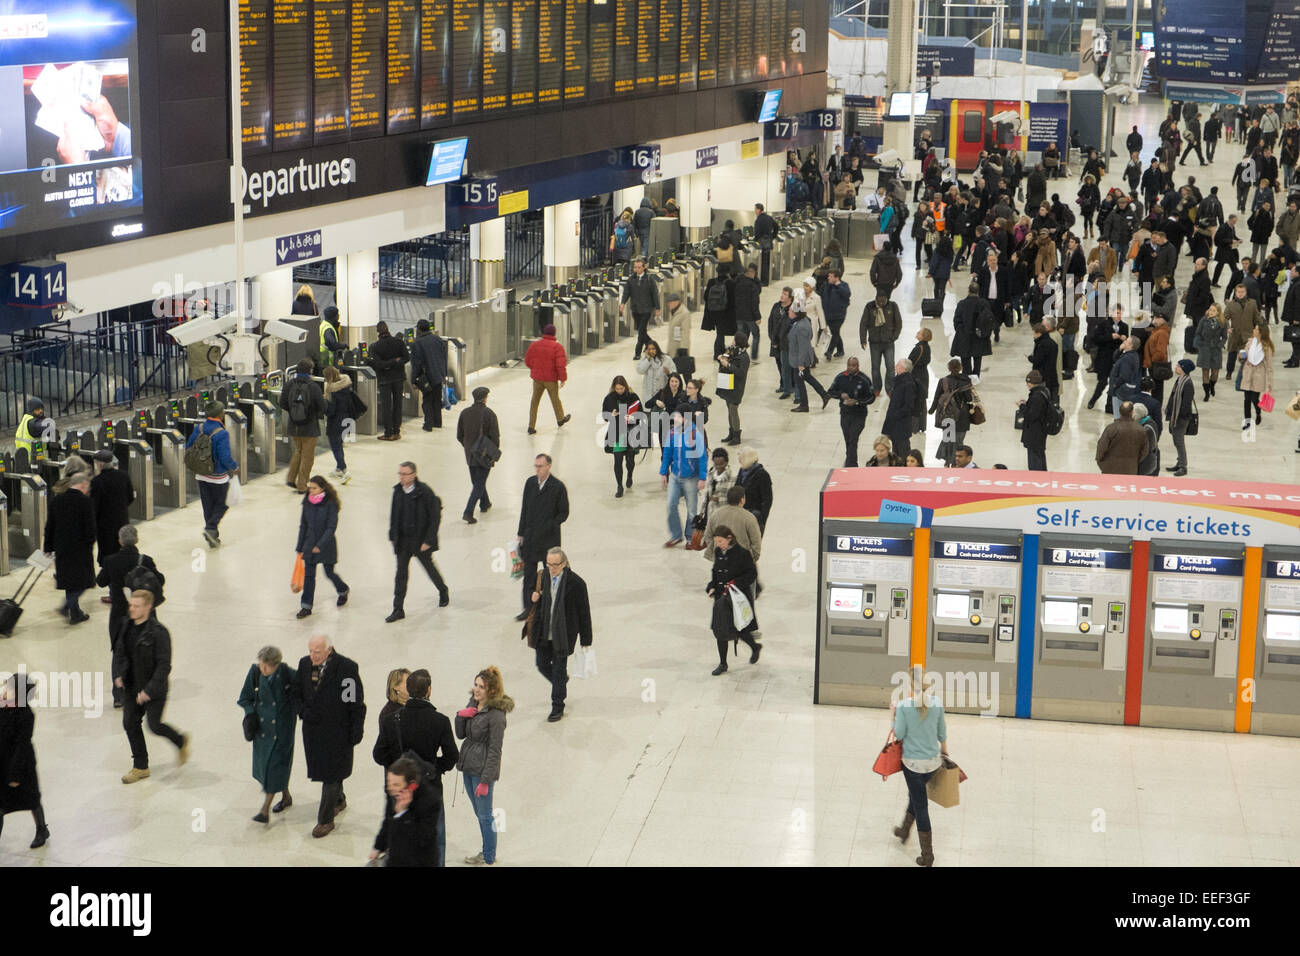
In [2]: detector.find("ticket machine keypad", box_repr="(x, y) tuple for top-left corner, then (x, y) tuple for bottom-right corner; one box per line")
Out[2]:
(1219, 609), (1237, 641)
(891, 589), (908, 619)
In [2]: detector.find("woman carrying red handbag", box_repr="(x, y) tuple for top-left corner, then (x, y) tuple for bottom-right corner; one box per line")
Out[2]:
(891, 666), (949, 867)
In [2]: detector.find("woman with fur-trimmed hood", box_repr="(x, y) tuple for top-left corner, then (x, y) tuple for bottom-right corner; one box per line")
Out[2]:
(455, 666), (514, 866)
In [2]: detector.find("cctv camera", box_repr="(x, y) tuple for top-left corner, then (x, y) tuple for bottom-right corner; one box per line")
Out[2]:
(165, 312), (239, 347)
(990, 110), (1020, 125)
(263, 318), (309, 344)
(875, 148), (901, 166)
(1105, 84), (1134, 97)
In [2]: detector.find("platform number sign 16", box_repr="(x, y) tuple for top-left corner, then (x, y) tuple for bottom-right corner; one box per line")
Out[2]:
(6, 261), (67, 308)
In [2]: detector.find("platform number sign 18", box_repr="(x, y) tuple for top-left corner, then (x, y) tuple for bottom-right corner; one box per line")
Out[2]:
(806, 109), (841, 131)
(6, 261), (67, 308)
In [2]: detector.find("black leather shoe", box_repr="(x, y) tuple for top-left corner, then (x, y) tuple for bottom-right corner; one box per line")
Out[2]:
(711, 663), (728, 676)
(272, 797), (293, 813)
(439, 592), (450, 608)
(464, 514), (478, 523)
(1165, 465), (1181, 472)
(547, 707), (563, 722)
(296, 608), (311, 619)
(750, 643), (763, 664)
(30, 825), (49, 848)
(385, 609), (405, 623)
(514, 610), (530, 622)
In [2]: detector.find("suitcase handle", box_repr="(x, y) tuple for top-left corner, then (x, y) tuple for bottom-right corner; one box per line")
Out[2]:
(11, 563), (47, 606)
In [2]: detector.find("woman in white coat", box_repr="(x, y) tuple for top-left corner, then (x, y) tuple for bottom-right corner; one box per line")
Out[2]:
(800, 277), (828, 360)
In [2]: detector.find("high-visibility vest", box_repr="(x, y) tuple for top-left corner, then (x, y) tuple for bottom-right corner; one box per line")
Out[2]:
(15, 413), (43, 459)
(319, 320), (337, 368)
(933, 202), (947, 233)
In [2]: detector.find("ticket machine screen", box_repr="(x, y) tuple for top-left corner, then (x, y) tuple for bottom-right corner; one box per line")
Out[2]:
(1042, 600), (1075, 629)
(1266, 613), (1300, 643)
(1153, 606), (1189, 634)
(828, 586), (863, 613)
(935, 593), (970, 619)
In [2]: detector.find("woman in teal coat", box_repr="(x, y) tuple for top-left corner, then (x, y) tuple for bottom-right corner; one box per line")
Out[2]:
(238, 646), (297, 823)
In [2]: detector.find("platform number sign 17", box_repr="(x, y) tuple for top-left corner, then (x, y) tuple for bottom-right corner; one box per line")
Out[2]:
(6, 261), (67, 308)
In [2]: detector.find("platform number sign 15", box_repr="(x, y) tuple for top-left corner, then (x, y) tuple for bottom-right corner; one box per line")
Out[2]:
(459, 178), (499, 207)
(6, 261), (67, 308)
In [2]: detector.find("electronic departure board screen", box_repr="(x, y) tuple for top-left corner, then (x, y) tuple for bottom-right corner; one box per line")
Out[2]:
(482, 0), (510, 113)
(588, 0), (615, 101)
(768, 0), (786, 78)
(272, 0), (311, 148)
(735, 0), (755, 84)
(387, 0), (418, 132)
(349, 1), (385, 139)
(678, 0), (699, 91)
(420, 0), (451, 127)
(752, 0), (769, 79)
(241, 0), (271, 151)
(511, 0), (539, 109)
(312, 0), (348, 143)
(451, 0), (481, 120)
(657, 0), (678, 91)
(614, 0), (636, 94)
(635, 0), (658, 93)
(786, 0), (804, 74)
(698, 0), (718, 89)
(564, 0), (588, 102)
(716, 0), (737, 88)
(538, 0), (563, 105)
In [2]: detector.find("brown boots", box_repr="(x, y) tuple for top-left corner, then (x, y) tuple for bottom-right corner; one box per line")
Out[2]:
(916, 830), (934, 867)
(893, 811), (915, 842)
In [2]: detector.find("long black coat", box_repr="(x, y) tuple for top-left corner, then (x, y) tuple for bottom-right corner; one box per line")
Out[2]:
(95, 546), (163, 637)
(1184, 268), (1214, 319)
(532, 568), (594, 657)
(389, 480), (441, 553)
(517, 475), (569, 563)
(90, 467), (133, 563)
(293, 650), (366, 782)
(375, 779), (440, 867)
(409, 332), (448, 388)
(708, 544), (758, 640)
(1030, 334), (1060, 391)
(1021, 385), (1053, 450)
(0, 678), (40, 813)
(735, 463), (773, 533)
(952, 295), (993, 358)
(297, 496), (340, 565)
(1089, 319), (1129, 378)
(701, 276), (737, 335)
(372, 697), (459, 784)
(43, 487), (96, 592)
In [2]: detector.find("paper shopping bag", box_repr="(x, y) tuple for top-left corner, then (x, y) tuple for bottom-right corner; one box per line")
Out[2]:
(926, 758), (964, 808)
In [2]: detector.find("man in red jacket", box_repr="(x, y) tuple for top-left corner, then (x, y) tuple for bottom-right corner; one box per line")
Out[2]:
(524, 324), (572, 435)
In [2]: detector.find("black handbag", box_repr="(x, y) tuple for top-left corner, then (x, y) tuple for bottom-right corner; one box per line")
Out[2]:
(468, 412), (501, 469)
(1185, 411), (1200, 436)
(1184, 325), (1198, 354)
(1285, 324), (1300, 343)
(242, 666), (260, 742)
(1151, 360), (1173, 381)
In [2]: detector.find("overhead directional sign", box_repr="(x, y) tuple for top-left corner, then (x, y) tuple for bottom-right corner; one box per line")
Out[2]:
(275, 229), (323, 266)
(917, 45), (976, 78)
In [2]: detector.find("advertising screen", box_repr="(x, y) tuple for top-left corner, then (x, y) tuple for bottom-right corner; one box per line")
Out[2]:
(757, 88), (782, 122)
(886, 91), (929, 118)
(426, 136), (468, 185)
(828, 586), (863, 614)
(934, 592), (970, 619)
(0, 0), (143, 238)
(1042, 600), (1076, 630)
(1152, 606), (1189, 634)
(1266, 612), (1300, 642)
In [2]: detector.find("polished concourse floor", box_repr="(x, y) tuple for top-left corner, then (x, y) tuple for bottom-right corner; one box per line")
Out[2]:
(3, 99), (1298, 868)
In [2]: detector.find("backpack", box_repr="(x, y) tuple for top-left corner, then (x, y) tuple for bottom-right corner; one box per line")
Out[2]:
(1058, 204), (1076, 228)
(124, 553), (165, 606)
(790, 179), (809, 205)
(183, 426), (216, 475)
(614, 221), (631, 249)
(1043, 394), (1066, 436)
(287, 380), (312, 426)
(394, 711), (441, 797)
(706, 280), (729, 312)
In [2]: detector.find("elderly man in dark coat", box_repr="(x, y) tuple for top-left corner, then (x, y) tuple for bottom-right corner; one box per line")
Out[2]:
(456, 386), (500, 523)
(43, 473), (96, 624)
(515, 454), (570, 621)
(409, 318), (448, 431)
(292, 634), (365, 839)
(527, 548), (594, 723)
(883, 358), (919, 459)
(90, 448), (134, 573)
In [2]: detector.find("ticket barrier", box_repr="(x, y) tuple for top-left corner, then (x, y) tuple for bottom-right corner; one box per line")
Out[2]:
(816, 521), (915, 707)
(399, 329), (422, 422)
(97, 419), (154, 523)
(1031, 536), (1133, 724)
(334, 355), (377, 436)
(1142, 540), (1244, 732)
(571, 277), (604, 352)
(550, 286), (584, 357)
(589, 272), (621, 344)
(33, 431), (91, 487)
(194, 388), (248, 485)
(769, 230), (787, 282)
(1251, 547), (1300, 736)
(0, 450), (46, 560)
(176, 394), (248, 491)
(233, 380), (278, 475)
(0, 486), (9, 573)
(134, 406), (186, 511)
(927, 529), (1023, 716)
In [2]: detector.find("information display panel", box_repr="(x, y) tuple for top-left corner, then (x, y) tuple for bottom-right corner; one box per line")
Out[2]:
(785, 0), (804, 74)
(387, 0), (419, 132)
(1155, 0), (1244, 82)
(349, 1), (385, 139)
(588, 0), (614, 101)
(419, 0), (451, 127)
(272, 0), (311, 148)
(564, 0), (589, 103)
(752, 0), (769, 79)
(312, 0), (349, 143)
(767, 0), (785, 79)
(240, 0), (272, 152)
(511, 0), (539, 109)
(538, 0), (564, 105)
(635, 0), (659, 93)
(451, 0), (482, 120)
(697, 0), (718, 88)
(614, 0), (636, 94)
(678, 0), (699, 91)
(657, 0), (678, 91)
(735, 0), (754, 84)
(716, 0), (737, 88)
(481, 0), (510, 113)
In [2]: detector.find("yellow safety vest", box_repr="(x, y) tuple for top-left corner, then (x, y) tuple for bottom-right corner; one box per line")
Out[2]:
(15, 413), (44, 459)
(319, 321), (336, 367)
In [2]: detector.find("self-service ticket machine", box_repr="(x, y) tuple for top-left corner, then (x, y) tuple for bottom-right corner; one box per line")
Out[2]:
(927, 528), (1023, 716)
(136, 406), (186, 511)
(1251, 547), (1300, 737)
(234, 379), (277, 475)
(1143, 540), (1244, 732)
(816, 522), (915, 707)
(1032, 536), (1132, 723)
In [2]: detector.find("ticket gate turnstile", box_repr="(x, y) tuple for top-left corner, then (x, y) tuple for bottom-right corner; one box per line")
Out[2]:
(1142, 540), (1244, 732)
(817, 521), (916, 707)
(926, 528), (1024, 716)
(1031, 536), (1133, 724)
(335, 358), (378, 436)
(0, 487), (9, 574)
(589, 274), (621, 344)
(135, 407), (186, 511)
(234, 381), (277, 475)
(1251, 547), (1300, 736)
(0, 453), (46, 561)
(401, 329), (422, 422)
(100, 418), (155, 522)
(550, 286), (584, 357)
(571, 278), (603, 352)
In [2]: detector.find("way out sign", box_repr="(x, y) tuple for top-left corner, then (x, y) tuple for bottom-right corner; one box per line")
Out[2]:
(276, 230), (323, 266)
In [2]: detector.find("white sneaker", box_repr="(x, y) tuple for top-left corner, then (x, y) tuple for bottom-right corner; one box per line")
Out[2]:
(340, 470), (352, 485)
(330, 468), (344, 478)
(464, 852), (485, 865)
(969, 374), (981, 384)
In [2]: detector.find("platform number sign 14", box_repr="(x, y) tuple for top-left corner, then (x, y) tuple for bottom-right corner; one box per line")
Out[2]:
(6, 261), (67, 308)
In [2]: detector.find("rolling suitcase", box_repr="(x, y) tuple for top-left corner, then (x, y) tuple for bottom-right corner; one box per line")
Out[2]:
(921, 298), (943, 317)
(0, 555), (51, 637)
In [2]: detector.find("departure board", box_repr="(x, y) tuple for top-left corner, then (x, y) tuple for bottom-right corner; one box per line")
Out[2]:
(786, 0), (804, 74)
(240, 0), (271, 152)
(511, 0), (539, 109)
(272, 0), (311, 149)
(716, 0), (737, 88)
(613, 0), (636, 94)
(349, 2), (385, 138)
(420, 0), (451, 127)
(768, 0), (785, 78)
(697, 0), (717, 89)
(452, 0), (482, 120)
(677, 0), (699, 91)
(735, 0), (755, 84)
(481, 1), (510, 113)
(538, 0), (563, 105)
(657, 0), (678, 91)
(588, 0), (615, 101)
(564, 0), (588, 102)
(387, 0), (419, 132)
(752, 0), (769, 79)
(313, 0), (349, 143)
(636, 0), (658, 93)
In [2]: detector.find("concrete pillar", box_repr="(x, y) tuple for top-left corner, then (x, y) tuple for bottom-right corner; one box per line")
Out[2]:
(613, 186), (644, 219)
(471, 218), (505, 302)
(881, 0), (917, 161)
(336, 249), (379, 347)
(543, 199), (581, 286)
(709, 154), (785, 227)
(677, 170), (712, 241)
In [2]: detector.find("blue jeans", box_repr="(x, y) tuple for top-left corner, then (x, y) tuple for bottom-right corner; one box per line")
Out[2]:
(325, 420), (346, 471)
(902, 765), (938, 832)
(1112, 395), (1123, 419)
(463, 773), (496, 863)
(301, 558), (348, 610)
(62, 588), (84, 614)
(739, 319), (761, 358)
(665, 473), (699, 541)
(197, 479), (229, 534)
(1061, 332), (1076, 354)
